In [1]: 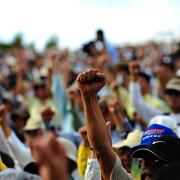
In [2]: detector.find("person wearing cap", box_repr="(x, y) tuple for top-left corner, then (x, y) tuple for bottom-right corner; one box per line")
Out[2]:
(24, 77), (60, 129)
(84, 122), (177, 180)
(132, 136), (180, 180)
(76, 69), (180, 180)
(112, 130), (143, 177)
(0, 105), (42, 169)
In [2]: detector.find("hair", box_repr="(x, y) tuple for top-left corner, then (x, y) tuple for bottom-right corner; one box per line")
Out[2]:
(115, 63), (129, 74)
(96, 29), (104, 36)
(138, 72), (151, 84)
(159, 61), (175, 71)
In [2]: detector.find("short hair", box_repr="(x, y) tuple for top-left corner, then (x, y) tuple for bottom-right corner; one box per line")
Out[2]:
(138, 72), (151, 84)
(96, 29), (104, 35)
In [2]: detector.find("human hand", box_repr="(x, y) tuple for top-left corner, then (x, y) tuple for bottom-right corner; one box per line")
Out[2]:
(41, 107), (55, 123)
(78, 126), (90, 147)
(76, 69), (106, 96)
(33, 133), (67, 180)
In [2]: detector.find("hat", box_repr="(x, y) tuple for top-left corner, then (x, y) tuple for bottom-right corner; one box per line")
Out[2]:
(148, 115), (177, 134)
(57, 137), (77, 164)
(24, 119), (44, 132)
(132, 136), (180, 164)
(165, 76), (180, 93)
(131, 124), (178, 152)
(113, 130), (143, 149)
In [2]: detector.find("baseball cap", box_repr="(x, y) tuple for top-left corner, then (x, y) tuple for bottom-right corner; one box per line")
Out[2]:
(148, 115), (177, 134)
(132, 136), (180, 164)
(57, 137), (77, 164)
(131, 124), (178, 152)
(113, 130), (143, 149)
(165, 76), (180, 93)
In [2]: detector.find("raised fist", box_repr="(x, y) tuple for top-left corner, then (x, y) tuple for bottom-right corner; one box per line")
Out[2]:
(76, 69), (106, 95)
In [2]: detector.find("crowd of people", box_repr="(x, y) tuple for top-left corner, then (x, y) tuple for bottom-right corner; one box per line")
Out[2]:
(0, 29), (180, 180)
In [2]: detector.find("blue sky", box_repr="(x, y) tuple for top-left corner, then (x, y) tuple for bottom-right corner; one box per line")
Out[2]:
(0, 0), (180, 50)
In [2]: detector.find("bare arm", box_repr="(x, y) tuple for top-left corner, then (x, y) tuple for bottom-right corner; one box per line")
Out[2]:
(0, 105), (11, 138)
(77, 70), (116, 180)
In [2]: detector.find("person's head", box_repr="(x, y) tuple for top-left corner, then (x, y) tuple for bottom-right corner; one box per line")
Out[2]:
(132, 136), (180, 180)
(35, 54), (44, 69)
(33, 79), (47, 100)
(165, 76), (180, 113)
(155, 60), (174, 81)
(115, 63), (129, 88)
(115, 146), (132, 173)
(24, 119), (44, 150)
(99, 98), (115, 127)
(67, 82), (83, 111)
(113, 130), (143, 173)
(138, 72), (150, 95)
(96, 29), (104, 42)
(11, 107), (29, 131)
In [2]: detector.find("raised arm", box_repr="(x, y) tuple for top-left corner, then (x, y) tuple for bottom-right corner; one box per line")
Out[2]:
(76, 69), (116, 179)
(0, 105), (33, 169)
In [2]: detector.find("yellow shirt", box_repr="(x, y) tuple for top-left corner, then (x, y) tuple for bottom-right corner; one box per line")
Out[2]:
(77, 144), (91, 177)
(0, 156), (7, 171)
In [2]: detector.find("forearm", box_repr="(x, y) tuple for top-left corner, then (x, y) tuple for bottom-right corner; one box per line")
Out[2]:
(6, 131), (33, 169)
(82, 94), (111, 151)
(1, 121), (11, 139)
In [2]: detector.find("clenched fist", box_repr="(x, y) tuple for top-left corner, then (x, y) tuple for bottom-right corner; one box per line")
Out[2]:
(76, 69), (106, 96)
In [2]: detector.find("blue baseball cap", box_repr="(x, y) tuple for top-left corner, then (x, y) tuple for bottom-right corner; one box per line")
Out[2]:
(131, 124), (178, 152)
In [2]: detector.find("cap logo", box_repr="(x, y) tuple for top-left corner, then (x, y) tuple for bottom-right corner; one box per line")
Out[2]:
(144, 129), (165, 135)
(152, 141), (165, 145)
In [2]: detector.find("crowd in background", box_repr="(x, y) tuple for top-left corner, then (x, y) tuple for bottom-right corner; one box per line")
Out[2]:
(0, 29), (180, 180)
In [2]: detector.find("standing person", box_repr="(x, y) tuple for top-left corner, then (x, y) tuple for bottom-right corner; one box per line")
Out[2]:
(76, 69), (180, 180)
(95, 29), (119, 64)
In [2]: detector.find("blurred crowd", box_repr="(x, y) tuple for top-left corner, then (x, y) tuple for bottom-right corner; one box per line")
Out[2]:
(0, 29), (180, 180)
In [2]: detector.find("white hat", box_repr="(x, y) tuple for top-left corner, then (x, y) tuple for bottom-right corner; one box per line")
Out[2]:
(148, 115), (177, 134)
(113, 130), (143, 149)
(57, 137), (77, 164)
(24, 118), (44, 132)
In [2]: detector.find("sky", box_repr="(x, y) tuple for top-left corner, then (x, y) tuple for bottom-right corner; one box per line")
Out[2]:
(0, 0), (180, 50)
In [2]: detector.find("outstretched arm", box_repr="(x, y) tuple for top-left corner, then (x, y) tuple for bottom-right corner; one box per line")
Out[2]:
(77, 69), (116, 179)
